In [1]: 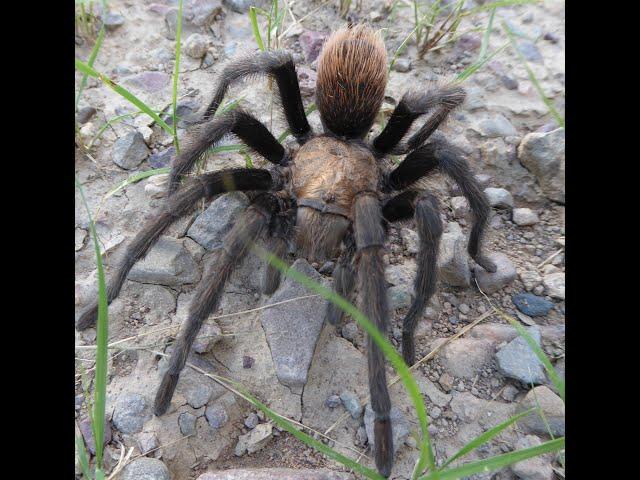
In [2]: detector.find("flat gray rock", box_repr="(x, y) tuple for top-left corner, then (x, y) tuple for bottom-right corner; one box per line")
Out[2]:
(112, 392), (151, 434)
(197, 469), (354, 480)
(123, 457), (170, 480)
(187, 192), (250, 251)
(440, 338), (493, 379)
(112, 131), (149, 170)
(260, 259), (328, 392)
(517, 386), (565, 437)
(129, 236), (199, 286)
(496, 326), (547, 385)
(518, 128), (565, 204)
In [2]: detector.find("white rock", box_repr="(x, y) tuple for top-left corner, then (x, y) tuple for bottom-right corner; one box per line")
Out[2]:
(484, 187), (514, 209)
(234, 423), (273, 456)
(512, 208), (540, 226)
(542, 272), (565, 300)
(451, 196), (470, 219)
(184, 33), (209, 58)
(518, 269), (542, 291)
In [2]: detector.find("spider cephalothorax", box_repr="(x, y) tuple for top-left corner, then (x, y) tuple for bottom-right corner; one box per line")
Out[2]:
(77, 24), (497, 478)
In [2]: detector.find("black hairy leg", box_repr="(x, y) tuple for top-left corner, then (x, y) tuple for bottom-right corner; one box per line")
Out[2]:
(202, 50), (311, 142)
(154, 193), (280, 416)
(76, 169), (273, 331)
(324, 232), (356, 326)
(262, 204), (296, 295)
(168, 109), (286, 194)
(399, 193), (443, 365)
(381, 190), (419, 222)
(372, 84), (465, 157)
(353, 193), (393, 478)
(383, 140), (496, 273)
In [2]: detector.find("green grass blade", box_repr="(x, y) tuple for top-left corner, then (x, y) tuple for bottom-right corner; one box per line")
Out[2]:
(75, 59), (175, 136)
(478, 7), (496, 60)
(389, 23), (421, 72)
(94, 469), (106, 480)
(75, 178), (109, 470)
(106, 167), (171, 198)
(243, 151), (254, 168)
(205, 143), (245, 155)
(497, 310), (565, 401)
(419, 437), (564, 480)
(465, 0), (539, 15)
(172, 0), (184, 152)
(502, 21), (564, 128)
(76, 25), (105, 111)
(214, 374), (384, 479)
(76, 433), (93, 480)
(249, 6), (265, 51)
(252, 245), (437, 476)
(277, 103), (317, 143)
(440, 408), (537, 469)
(455, 42), (507, 83)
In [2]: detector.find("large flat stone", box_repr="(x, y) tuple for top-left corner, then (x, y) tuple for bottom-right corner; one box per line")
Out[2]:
(260, 259), (328, 393)
(187, 192), (250, 251)
(197, 469), (354, 480)
(129, 236), (199, 286)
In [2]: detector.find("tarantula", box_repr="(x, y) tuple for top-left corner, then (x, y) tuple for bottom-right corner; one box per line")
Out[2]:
(77, 24), (496, 477)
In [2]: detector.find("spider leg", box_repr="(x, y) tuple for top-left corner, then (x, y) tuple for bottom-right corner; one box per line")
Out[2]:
(202, 51), (311, 142)
(383, 140), (497, 273)
(353, 192), (393, 478)
(324, 232), (356, 326)
(76, 168), (273, 331)
(389, 192), (443, 365)
(262, 204), (296, 295)
(372, 84), (465, 157)
(168, 109), (287, 195)
(154, 192), (280, 416)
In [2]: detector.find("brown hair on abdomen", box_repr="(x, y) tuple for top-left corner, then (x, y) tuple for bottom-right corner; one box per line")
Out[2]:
(316, 24), (388, 139)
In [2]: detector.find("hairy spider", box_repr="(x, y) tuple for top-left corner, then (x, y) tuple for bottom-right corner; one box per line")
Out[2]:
(77, 24), (497, 477)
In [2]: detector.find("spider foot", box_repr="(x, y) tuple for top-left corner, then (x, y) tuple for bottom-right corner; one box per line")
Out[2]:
(76, 303), (98, 331)
(324, 303), (344, 326)
(473, 254), (497, 273)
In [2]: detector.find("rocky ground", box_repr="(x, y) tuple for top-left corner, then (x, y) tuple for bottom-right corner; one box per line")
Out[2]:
(75, 1), (565, 479)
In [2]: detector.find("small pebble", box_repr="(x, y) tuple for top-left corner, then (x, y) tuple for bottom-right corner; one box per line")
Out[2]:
(325, 394), (341, 409)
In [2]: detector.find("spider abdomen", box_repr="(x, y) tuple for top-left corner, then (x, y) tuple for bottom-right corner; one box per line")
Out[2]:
(290, 135), (380, 262)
